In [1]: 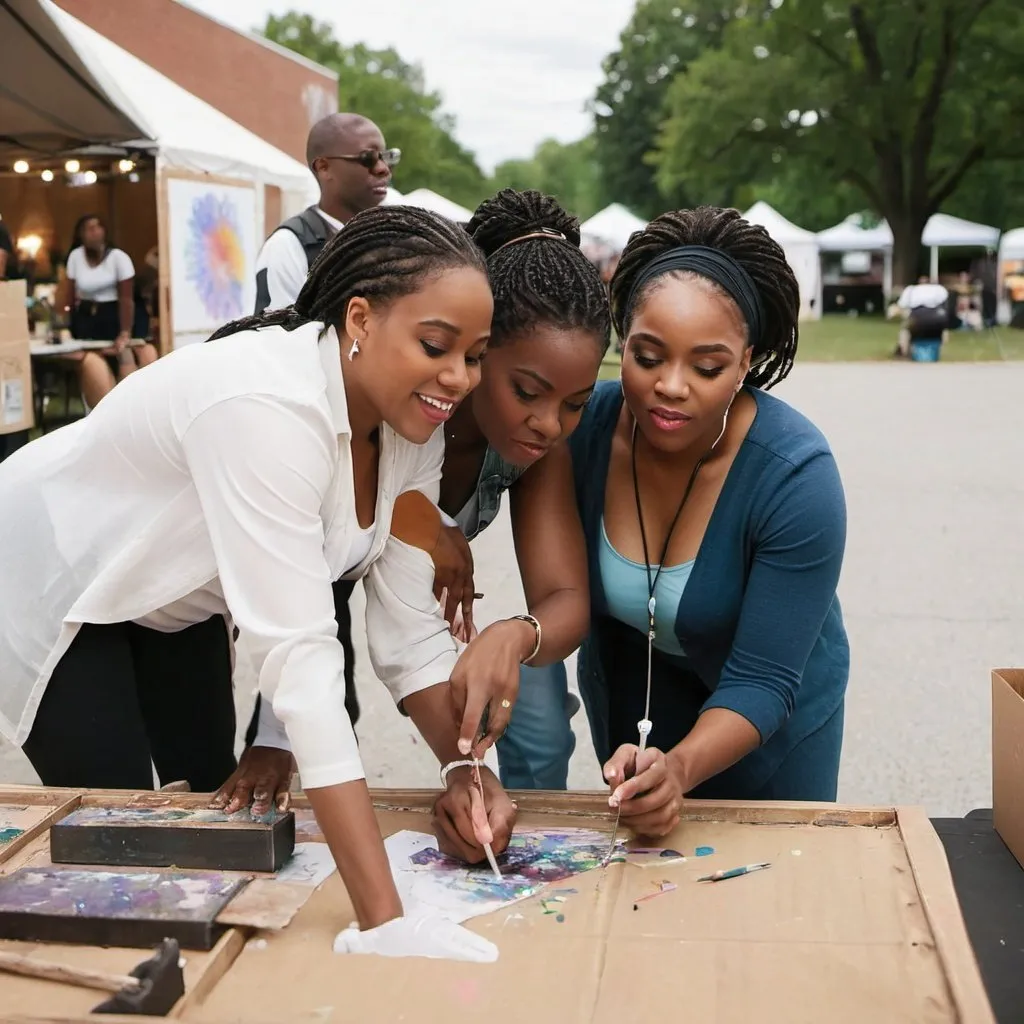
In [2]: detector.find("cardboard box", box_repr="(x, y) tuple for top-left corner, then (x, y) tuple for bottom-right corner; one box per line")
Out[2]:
(992, 669), (1024, 869)
(0, 280), (34, 435)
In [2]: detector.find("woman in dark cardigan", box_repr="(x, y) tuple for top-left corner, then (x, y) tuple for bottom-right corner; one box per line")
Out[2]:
(567, 206), (849, 835)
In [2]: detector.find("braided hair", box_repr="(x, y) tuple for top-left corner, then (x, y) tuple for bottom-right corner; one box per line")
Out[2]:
(208, 205), (486, 342)
(608, 206), (799, 390)
(466, 189), (610, 353)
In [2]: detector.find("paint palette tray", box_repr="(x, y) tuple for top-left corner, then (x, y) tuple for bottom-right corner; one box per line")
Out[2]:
(0, 866), (247, 950)
(50, 806), (295, 873)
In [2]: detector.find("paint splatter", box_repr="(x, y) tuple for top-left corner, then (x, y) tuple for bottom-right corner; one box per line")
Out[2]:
(660, 849), (683, 858)
(791, 849), (802, 857)
(0, 827), (24, 845)
(555, 913), (565, 923)
(695, 846), (715, 857)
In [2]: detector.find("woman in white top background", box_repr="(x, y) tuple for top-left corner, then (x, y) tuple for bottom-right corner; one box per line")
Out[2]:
(64, 214), (157, 407)
(0, 206), (519, 960)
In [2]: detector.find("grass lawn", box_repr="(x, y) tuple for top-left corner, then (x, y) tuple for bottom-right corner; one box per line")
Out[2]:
(599, 315), (1024, 379)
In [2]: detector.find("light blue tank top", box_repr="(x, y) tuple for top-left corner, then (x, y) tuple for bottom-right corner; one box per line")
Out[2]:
(598, 517), (693, 659)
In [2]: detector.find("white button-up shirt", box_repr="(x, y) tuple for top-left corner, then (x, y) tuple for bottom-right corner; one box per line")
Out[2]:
(0, 322), (457, 788)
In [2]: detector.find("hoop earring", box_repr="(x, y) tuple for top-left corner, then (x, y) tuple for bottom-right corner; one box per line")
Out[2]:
(348, 337), (361, 362)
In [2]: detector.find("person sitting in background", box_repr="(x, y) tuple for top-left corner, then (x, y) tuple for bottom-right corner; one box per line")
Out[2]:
(63, 215), (158, 408)
(894, 275), (949, 358)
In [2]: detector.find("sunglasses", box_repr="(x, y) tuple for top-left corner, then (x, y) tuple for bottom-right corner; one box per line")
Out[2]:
(321, 148), (402, 170)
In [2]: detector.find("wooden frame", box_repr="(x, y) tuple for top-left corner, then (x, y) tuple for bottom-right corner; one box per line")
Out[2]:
(0, 788), (81, 868)
(155, 168), (259, 356)
(0, 787), (995, 1024)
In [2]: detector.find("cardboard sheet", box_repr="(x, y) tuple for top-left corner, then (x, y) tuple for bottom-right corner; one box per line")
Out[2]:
(0, 790), (992, 1023)
(992, 669), (1024, 870)
(192, 806), (985, 1024)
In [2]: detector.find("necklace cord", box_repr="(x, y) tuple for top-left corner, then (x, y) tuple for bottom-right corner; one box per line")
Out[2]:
(630, 421), (706, 730)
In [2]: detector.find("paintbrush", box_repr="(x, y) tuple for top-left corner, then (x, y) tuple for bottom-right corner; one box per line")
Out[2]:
(471, 758), (502, 880)
(697, 862), (771, 883)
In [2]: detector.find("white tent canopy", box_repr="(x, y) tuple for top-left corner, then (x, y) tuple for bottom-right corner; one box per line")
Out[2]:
(922, 213), (1000, 249)
(46, 2), (311, 196)
(743, 201), (822, 320)
(999, 227), (1024, 261)
(400, 188), (474, 223)
(580, 203), (647, 252)
(0, 0), (147, 160)
(817, 216), (894, 252)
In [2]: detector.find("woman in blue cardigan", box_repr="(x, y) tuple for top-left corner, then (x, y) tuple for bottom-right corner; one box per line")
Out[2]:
(564, 206), (849, 832)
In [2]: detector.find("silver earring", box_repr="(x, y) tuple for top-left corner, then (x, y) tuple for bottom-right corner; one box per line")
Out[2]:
(348, 337), (361, 362)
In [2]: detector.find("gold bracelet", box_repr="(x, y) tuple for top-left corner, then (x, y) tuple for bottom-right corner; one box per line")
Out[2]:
(510, 614), (542, 665)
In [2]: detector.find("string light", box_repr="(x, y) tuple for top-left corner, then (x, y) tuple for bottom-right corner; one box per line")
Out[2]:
(40, 170), (54, 182)
(13, 160), (29, 174)
(82, 170), (98, 185)
(118, 159), (135, 173)
(64, 159), (80, 173)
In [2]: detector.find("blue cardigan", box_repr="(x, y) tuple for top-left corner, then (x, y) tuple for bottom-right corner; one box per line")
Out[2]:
(570, 381), (849, 800)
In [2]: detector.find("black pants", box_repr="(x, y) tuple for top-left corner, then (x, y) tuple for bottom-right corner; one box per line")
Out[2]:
(244, 578), (359, 747)
(23, 617), (236, 792)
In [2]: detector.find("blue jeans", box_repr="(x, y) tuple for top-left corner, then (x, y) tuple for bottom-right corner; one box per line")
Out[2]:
(496, 661), (578, 790)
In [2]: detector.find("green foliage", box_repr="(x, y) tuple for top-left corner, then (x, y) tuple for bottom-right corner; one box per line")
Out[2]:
(261, 12), (487, 208)
(491, 136), (603, 221)
(591, 0), (738, 217)
(650, 0), (1024, 283)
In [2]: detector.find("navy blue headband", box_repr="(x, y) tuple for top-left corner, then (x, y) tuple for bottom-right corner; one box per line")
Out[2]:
(624, 244), (765, 347)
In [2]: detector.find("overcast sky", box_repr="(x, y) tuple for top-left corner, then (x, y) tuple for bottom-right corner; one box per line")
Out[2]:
(188, 0), (636, 171)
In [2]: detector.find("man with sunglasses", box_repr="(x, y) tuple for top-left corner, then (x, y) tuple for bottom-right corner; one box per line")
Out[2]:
(254, 112), (400, 316)
(247, 114), (399, 743)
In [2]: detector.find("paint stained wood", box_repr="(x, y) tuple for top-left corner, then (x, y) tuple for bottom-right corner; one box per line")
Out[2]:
(49, 807), (295, 873)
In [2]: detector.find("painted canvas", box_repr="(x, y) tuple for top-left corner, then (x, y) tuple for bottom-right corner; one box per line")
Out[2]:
(58, 806), (283, 828)
(166, 177), (257, 348)
(0, 803), (57, 853)
(0, 867), (245, 949)
(386, 827), (625, 924)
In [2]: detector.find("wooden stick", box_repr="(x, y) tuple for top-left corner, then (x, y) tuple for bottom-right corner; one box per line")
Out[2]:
(0, 950), (140, 993)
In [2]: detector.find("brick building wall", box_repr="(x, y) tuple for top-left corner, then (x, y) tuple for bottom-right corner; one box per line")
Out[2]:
(52, 0), (338, 164)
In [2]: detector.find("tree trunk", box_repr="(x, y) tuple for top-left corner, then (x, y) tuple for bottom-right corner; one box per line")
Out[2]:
(889, 214), (929, 294)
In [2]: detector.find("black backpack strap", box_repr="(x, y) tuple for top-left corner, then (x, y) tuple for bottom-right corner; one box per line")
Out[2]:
(253, 207), (334, 315)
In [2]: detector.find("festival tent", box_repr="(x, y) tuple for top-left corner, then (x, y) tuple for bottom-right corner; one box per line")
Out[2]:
(743, 201), (822, 320)
(922, 213), (1000, 282)
(17, 3), (316, 350)
(580, 203), (647, 252)
(0, 0), (145, 161)
(401, 188), (474, 223)
(817, 216), (894, 297)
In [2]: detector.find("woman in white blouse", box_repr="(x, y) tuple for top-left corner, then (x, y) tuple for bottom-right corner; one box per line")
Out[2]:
(0, 206), (520, 961)
(64, 214), (158, 407)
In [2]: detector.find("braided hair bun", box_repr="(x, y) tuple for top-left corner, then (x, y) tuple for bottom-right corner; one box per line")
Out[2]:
(468, 188), (582, 253)
(465, 189), (610, 351)
(609, 206), (799, 390)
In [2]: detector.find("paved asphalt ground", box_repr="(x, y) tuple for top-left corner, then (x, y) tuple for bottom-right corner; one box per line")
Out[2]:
(2, 361), (1021, 817)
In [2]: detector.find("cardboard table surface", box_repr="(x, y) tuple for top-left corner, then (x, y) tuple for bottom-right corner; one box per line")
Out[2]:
(0, 788), (996, 1024)
(932, 809), (1024, 1024)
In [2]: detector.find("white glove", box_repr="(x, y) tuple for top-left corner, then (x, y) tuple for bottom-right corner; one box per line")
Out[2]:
(333, 913), (497, 963)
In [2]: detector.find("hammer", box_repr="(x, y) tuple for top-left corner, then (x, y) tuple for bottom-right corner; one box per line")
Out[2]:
(0, 937), (185, 1016)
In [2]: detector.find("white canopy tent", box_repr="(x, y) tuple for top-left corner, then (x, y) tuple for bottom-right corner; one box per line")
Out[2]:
(47, 3), (311, 200)
(579, 203), (647, 253)
(400, 188), (474, 223)
(817, 216), (894, 297)
(921, 213), (1000, 282)
(997, 227), (1024, 324)
(743, 201), (822, 320)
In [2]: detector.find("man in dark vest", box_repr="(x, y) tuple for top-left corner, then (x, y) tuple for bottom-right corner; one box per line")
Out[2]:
(246, 113), (398, 741)
(253, 112), (399, 314)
